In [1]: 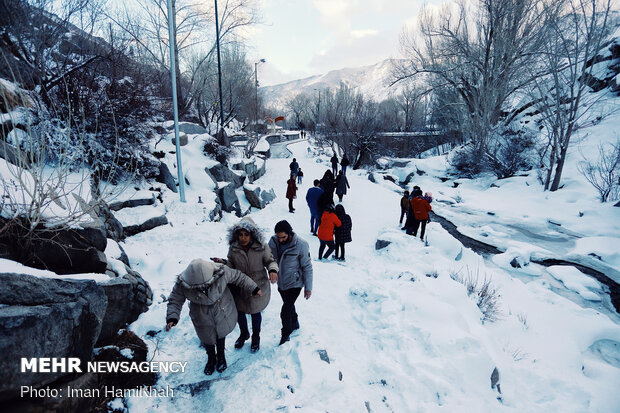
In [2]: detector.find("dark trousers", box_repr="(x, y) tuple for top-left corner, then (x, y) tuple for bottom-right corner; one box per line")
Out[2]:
(332, 165), (338, 176)
(337, 194), (343, 202)
(205, 337), (226, 356)
(297, 176), (303, 184)
(399, 209), (407, 224)
(310, 214), (320, 233)
(318, 240), (335, 259)
(237, 311), (262, 336)
(342, 166), (347, 176)
(288, 198), (294, 212)
(406, 219), (427, 239)
(334, 242), (345, 259)
(279, 287), (301, 337)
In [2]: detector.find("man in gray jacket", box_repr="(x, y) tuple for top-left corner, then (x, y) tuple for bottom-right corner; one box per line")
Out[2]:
(268, 220), (313, 345)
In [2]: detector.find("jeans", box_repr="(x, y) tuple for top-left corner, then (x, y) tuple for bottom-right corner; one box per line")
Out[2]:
(279, 287), (301, 337)
(310, 214), (321, 233)
(341, 166), (347, 176)
(288, 198), (294, 212)
(297, 176), (303, 184)
(318, 240), (335, 259)
(237, 311), (262, 336)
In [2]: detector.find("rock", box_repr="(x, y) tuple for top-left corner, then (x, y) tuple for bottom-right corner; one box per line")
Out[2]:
(0, 273), (107, 401)
(171, 132), (188, 146)
(383, 174), (396, 183)
(216, 184), (241, 216)
(260, 188), (276, 205)
(176, 122), (207, 135)
(109, 195), (155, 211)
(208, 164), (244, 188)
(375, 239), (391, 250)
(94, 203), (124, 242)
(368, 173), (376, 183)
(23, 224), (108, 275)
(123, 215), (169, 238)
(209, 199), (223, 221)
(510, 257), (522, 268)
(0, 140), (31, 168)
(244, 185), (264, 209)
(97, 264), (151, 343)
(401, 172), (416, 186)
(156, 162), (178, 193)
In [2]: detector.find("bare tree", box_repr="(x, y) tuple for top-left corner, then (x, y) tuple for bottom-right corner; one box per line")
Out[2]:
(531, 0), (617, 191)
(107, 0), (259, 115)
(285, 93), (312, 129)
(0, 0), (107, 92)
(577, 139), (620, 202)
(394, 0), (549, 154)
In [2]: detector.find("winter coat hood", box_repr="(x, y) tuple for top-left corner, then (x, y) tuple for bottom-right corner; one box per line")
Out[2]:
(178, 259), (223, 289)
(227, 216), (265, 245)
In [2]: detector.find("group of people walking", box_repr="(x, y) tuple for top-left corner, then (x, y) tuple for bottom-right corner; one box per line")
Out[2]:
(166, 217), (313, 376)
(400, 185), (433, 240)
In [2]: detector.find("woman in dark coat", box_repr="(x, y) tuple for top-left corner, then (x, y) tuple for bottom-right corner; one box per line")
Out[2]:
(319, 170), (336, 205)
(335, 171), (350, 202)
(334, 204), (352, 261)
(286, 175), (298, 213)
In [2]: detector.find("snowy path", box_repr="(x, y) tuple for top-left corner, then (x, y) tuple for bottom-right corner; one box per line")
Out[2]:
(122, 140), (620, 412)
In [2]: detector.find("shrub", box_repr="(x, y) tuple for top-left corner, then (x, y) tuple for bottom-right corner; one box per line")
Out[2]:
(577, 139), (620, 202)
(450, 267), (502, 323)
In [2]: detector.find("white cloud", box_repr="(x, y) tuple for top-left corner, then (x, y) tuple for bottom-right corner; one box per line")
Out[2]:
(351, 29), (378, 39)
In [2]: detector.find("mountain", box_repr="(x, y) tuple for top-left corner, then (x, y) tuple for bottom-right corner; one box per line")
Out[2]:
(261, 58), (407, 108)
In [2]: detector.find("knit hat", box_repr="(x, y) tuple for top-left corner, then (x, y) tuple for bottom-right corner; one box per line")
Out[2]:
(274, 220), (293, 236)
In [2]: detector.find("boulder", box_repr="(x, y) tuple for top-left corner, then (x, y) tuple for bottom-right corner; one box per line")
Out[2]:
(216, 184), (241, 216)
(244, 185), (264, 209)
(97, 265), (152, 343)
(156, 161), (178, 193)
(260, 188), (276, 205)
(375, 239), (391, 250)
(209, 199), (223, 221)
(368, 173), (376, 183)
(109, 195), (155, 211)
(0, 273), (107, 401)
(208, 163), (245, 188)
(123, 215), (169, 238)
(94, 203), (124, 242)
(171, 132), (188, 146)
(167, 122), (207, 135)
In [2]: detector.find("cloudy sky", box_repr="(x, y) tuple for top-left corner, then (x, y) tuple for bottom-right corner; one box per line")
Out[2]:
(247, 0), (441, 86)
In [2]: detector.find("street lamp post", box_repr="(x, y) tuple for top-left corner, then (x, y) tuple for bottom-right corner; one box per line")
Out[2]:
(214, 0), (228, 147)
(166, 0), (185, 202)
(254, 59), (265, 141)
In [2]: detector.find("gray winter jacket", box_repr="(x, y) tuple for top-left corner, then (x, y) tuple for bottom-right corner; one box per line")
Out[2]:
(166, 259), (258, 345)
(226, 217), (278, 314)
(268, 233), (313, 291)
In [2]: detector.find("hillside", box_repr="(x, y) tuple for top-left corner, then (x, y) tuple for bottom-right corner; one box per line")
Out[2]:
(261, 58), (406, 108)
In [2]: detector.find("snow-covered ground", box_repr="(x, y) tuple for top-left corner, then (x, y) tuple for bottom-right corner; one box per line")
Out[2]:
(119, 137), (620, 412)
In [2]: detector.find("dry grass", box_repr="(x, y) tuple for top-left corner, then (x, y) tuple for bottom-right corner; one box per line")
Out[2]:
(450, 266), (502, 323)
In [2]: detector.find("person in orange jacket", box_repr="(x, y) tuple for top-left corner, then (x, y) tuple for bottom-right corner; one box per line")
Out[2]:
(407, 188), (432, 239)
(317, 205), (342, 260)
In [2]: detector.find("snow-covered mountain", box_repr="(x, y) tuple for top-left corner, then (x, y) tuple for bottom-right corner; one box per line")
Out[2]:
(261, 59), (406, 108)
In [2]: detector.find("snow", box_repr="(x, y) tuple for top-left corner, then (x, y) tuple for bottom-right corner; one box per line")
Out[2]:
(117, 138), (620, 412)
(0, 258), (111, 282)
(546, 266), (602, 302)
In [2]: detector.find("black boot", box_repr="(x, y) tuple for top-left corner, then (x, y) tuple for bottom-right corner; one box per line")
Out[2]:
(234, 332), (250, 349)
(204, 345), (216, 375)
(292, 318), (300, 331)
(215, 338), (227, 373)
(250, 332), (260, 353)
(279, 329), (290, 346)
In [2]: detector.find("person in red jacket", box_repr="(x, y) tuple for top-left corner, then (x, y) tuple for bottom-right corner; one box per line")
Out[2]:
(286, 175), (297, 213)
(317, 205), (341, 259)
(406, 189), (431, 239)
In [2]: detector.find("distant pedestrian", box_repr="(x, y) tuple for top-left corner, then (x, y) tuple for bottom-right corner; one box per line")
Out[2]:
(399, 190), (410, 229)
(341, 154), (350, 176)
(289, 158), (299, 177)
(333, 204), (352, 261)
(297, 168), (304, 184)
(330, 153), (339, 176)
(406, 189), (432, 239)
(211, 217), (278, 353)
(335, 171), (350, 202)
(306, 180), (324, 235)
(317, 205), (342, 260)
(286, 176), (297, 213)
(166, 259), (262, 375)
(268, 220), (313, 345)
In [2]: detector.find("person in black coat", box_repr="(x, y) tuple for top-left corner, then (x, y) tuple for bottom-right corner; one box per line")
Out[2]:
(319, 170), (336, 205)
(330, 153), (339, 176)
(340, 154), (350, 176)
(333, 204), (352, 261)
